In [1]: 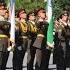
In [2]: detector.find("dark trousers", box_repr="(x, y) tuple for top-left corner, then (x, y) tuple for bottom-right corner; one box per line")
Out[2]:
(13, 37), (28, 70)
(27, 46), (36, 70)
(40, 49), (51, 70)
(0, 51), (9, 70)
(65, 38), (70, 67)
(13, 48), (26, 70)
(54, 46), (66, 70)
(0, 37), (9, 70)
(27, 38), (42, 70)
(27, 47), (42, 70)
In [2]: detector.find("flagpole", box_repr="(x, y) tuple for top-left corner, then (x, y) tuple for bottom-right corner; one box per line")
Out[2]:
(8, 0), (15, 51)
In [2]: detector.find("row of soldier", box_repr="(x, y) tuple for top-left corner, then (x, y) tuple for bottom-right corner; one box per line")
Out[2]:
(0, 2), (70, 70)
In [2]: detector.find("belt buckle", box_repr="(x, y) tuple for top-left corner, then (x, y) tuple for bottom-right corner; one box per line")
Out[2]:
(22, 36), (27, 39)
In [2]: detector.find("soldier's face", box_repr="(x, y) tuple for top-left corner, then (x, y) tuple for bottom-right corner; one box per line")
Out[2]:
(62, 14), (69, 22)
(19, 11), (27, 19)
(29, 14), (35, 21)
(38, 10), (46, 19)
(0, 6), (4, 10)
(0, 6), (5, 16)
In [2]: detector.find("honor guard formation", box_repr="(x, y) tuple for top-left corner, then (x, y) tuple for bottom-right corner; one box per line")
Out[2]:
(0, 1), (70, 70)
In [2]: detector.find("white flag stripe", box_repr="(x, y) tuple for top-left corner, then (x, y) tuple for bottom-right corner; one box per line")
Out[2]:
(47, 0), (52, 23)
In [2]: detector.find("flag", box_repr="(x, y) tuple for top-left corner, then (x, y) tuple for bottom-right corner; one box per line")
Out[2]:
(8, 0), (15, 51)
(47, 0), (54, 48)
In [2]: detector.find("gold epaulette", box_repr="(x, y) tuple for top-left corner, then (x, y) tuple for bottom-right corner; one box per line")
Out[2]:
(20, 22), (28, 33)
(29, 22), (37, 33)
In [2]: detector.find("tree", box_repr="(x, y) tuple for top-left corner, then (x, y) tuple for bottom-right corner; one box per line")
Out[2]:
(5, 0), (70, 18)
(15, 0), (46, 13)
(53, 0), (70, 18)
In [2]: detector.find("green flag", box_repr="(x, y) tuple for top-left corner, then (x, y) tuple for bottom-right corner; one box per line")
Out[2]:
(47, 0), (54, 48)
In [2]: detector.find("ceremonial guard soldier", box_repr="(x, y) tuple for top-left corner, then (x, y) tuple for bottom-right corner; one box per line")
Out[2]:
(27, 11), (37, 70)
(35, 8), (51, 70)
(54, 11), (69, 70)
(0, 21), (10, 70)
(13, 8), (28, 70)
(28, 8), (50, 70)
(63, 20), (70, 68)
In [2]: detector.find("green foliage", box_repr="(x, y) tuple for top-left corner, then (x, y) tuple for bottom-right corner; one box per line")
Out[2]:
(5, 0), (70, 18)
(53, 0), (70, 19)
(15, 0), (46, 13)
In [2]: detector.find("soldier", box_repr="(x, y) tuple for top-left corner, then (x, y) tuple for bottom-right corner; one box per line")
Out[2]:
(0, 3), (10, 70)
(27, 8), (50, 70)
(13, 8), (28, 70)
(27, 11), (37, 70)
(64, 18), (70, 68)
(54, 11), (69, 70)
(35, 8), (51, 70)
(0, 21), (10, 70)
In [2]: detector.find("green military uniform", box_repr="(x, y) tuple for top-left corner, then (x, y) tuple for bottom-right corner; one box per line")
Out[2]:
(36, 21), (51, 70)
(13, 20), (28, 70)
(63, 24), (70, 67)
(27, 20), (37, 70)
(53, 19), (68, 70)
(0, 21), (10, 70)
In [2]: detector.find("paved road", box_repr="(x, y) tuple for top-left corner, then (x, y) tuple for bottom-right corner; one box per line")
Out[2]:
(6, 51), (57, 70)
(6, 39), (56, 70)
(6, 52), (70, 70)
